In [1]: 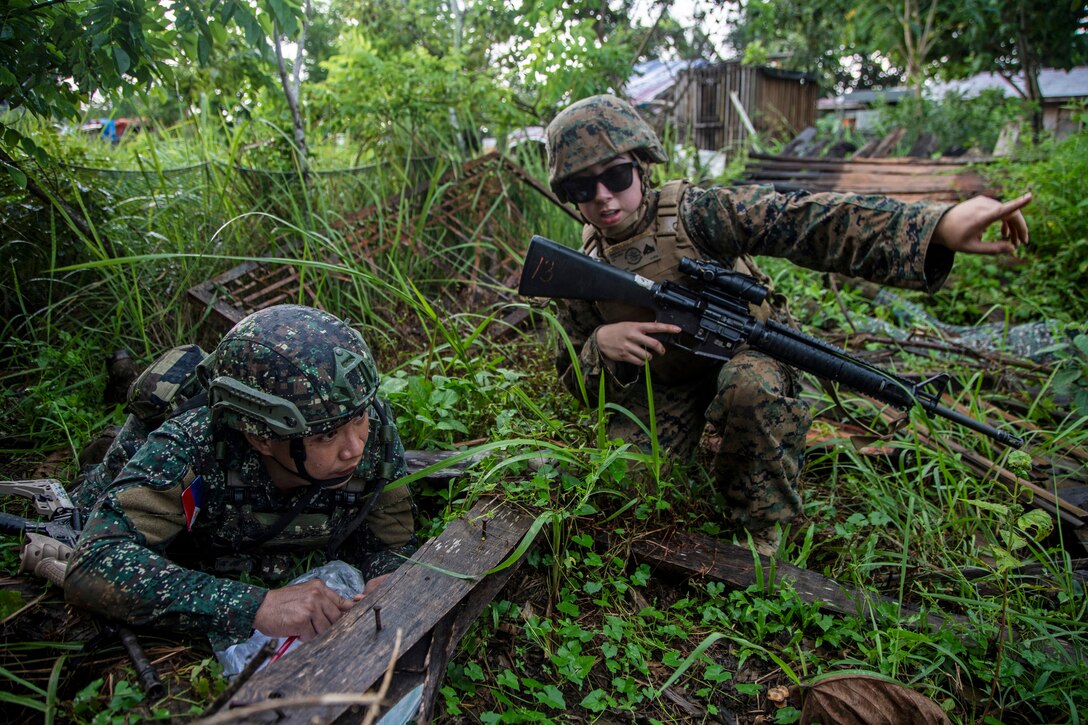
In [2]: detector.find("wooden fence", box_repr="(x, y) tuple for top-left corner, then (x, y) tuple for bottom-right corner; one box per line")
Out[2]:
(671, 64), (819, 151)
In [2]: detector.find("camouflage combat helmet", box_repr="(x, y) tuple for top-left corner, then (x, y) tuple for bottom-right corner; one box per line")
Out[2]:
(546, 94), (668, 202)
(202, 305), (380, 440)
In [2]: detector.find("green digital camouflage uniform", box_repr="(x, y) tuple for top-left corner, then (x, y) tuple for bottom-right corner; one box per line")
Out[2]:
(549, 94), (955, 531)
(65, 307), (417, 650)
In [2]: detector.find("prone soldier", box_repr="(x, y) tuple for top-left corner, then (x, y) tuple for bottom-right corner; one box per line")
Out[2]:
(64, 304), (417, 651)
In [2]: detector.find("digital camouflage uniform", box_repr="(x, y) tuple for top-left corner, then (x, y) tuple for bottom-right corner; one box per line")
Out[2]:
(65, 307), (417, 650)
(548, 94), (955, 531)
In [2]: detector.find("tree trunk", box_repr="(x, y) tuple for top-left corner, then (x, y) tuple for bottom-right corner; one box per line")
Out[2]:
(273, 21), (310, 188)
(1016, 2), (1044, 140)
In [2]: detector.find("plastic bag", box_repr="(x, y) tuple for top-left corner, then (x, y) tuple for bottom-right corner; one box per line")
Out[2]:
(215, 560), (366, 678)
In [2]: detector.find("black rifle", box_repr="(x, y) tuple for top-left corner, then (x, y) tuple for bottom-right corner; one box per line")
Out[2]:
(0, 479), (82, 547)
(1, 479), (166, 699)
(519, 235), (1023, 449)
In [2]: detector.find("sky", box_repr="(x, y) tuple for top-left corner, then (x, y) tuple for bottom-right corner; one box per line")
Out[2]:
(629, 0), (739, 59)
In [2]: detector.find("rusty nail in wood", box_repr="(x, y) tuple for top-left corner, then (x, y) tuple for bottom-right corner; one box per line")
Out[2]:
(374, 606), (382, 632)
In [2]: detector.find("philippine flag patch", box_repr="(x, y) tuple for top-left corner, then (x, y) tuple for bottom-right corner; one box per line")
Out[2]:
(182, 476), (206, 531)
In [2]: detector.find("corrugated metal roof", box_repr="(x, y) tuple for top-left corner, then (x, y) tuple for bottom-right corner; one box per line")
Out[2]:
(927, 66), (1088, 100)
(820, 66), (1088, 109)
(625, 59), (697, 105)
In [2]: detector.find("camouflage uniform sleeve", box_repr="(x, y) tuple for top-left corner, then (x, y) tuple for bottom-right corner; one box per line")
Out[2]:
(556, 299), (640, 408)
(682, 185), (955, 292)
(355, 404), (418, 579)
(64, 418), (266, 644)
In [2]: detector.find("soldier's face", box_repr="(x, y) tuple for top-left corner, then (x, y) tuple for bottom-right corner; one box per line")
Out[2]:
(249, 412), (370, 488)
(570, 154), (643, 230)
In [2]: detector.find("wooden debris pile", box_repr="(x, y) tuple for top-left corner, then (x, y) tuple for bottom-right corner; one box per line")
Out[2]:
(738, 151), (993, 203)
(793, 324), (1088, 551)
(186, 152), (571, 340)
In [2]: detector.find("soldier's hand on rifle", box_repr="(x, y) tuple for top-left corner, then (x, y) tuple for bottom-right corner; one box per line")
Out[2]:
(934, 192), (1031, 256)
(254, 578), (361, 641)
(596, 321), (683, 365)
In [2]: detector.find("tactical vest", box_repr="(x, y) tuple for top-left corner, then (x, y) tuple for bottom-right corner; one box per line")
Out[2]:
(582, 180), (774, 384)
(207, 467), (370, 554)
(218, 467), (379, 551)
(145, 436), (405, 582)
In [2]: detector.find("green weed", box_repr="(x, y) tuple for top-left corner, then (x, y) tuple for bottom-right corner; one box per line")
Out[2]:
(1, 92), (1085, 725)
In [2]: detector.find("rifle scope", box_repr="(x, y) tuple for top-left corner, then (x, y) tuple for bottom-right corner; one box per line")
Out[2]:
(679, 258), (769, 307)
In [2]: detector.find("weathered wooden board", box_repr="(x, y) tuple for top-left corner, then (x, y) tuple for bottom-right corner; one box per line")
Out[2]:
(740, 152), (993, 203)
(740, 170), (986, 191)
(748, 152), (993, 167)
(630, 529), (965, 630)
(748, 151), (987, 169)
(219, 497), (539, 724)
(403, 449), (487, 480)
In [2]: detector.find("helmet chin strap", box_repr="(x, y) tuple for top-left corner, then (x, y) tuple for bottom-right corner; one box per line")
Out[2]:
(236, 401), (393, 556)
(288, 437), (354, 489)
(231, 437), (344, 553)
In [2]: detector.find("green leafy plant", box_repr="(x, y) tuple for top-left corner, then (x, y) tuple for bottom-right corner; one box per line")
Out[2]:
(1051, 333), (1088, 417)
(873, 89), (1031, 156)
(70, 676), (173, 724)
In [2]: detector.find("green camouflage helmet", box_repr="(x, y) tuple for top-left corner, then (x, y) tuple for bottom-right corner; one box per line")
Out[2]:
(546, 94), (668, 202)
(202, 305), (380, 439)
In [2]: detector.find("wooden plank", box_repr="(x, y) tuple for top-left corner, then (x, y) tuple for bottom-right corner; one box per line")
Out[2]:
(749, 151), (993, 166)
(403, 449), (487, 480)
(746, 159), (985, 175)
(221, 497), (539, 723)
(742, 172), (987, 193)
(630, 529), (965, 630)
(734, 181), (970, 203)
(415, 544), (524, 722)
(738, 151), (994, 203)
(743, 168), (984, 184)
(334, 538), (528, 723)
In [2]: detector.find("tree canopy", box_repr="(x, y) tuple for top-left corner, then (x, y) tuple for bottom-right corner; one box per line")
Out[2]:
(727, 0), (1088, 96)
(2, 0), (1086, 170)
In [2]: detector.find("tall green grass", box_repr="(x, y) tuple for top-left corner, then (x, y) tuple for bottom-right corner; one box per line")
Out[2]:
(1, 110), (1085, 723)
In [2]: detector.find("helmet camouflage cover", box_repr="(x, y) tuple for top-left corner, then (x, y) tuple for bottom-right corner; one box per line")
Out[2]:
(204, 305), (380, 439)
(546, 94), (668, 201)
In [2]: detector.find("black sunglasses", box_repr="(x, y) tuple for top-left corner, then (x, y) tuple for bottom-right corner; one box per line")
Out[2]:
(561, 161), (639, 203)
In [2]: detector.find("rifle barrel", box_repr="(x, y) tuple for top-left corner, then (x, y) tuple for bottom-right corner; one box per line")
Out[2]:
(753, 321), (1023, 448)
(118, 626), (166, 701)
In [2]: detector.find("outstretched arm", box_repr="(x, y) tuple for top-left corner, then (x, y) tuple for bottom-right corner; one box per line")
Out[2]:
(933, 193), (1031, 255)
